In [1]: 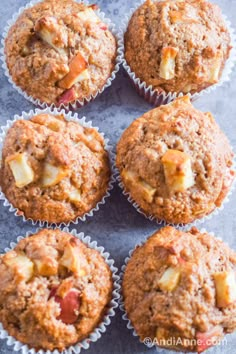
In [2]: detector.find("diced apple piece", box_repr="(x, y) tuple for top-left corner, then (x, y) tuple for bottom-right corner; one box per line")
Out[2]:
(138, 180), (156, 203)
(58, 52), (88, 89)
(155, 328), (180, 350)
(49, 286), (80, 324)
(34, 257), (58, 277)
(156, 327), (172, 342)
(158, 267), (181, 292)
(58, 87), (77, 105)
(183, 84), (193, 93)
(213, 270), (236, 308)
(55, 279), (74, 298)
(169, 9), (197, 24)
(6, 152), (34, 188)
(122, 169), (136, 182)
(31, 114), (65, 132)
(122, 169), (156, 203)
(99, 23), (108, 30)
(208, 52), (222, 84)
(89, 4), (99, 11)
(58, 53), (88, 89)
(59, 238), (85, 276)
(160, 47), (179, 80)
(196, 326), (223, 353)
(4, 252), (34, 282)
(35, 16), (67, 55)
(42, 163), (68, 187)
(73, 68), (90, 83)
(162, 149), (195, 193)
(76, 8), (100, 23)
(67, 187), (82, 204)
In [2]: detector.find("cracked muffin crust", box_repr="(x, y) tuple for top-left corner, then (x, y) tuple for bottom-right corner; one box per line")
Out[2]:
(0, 229), (113, 351)
(123, 226), (236, 353)
(0, 113), (111, 224)
(5, 0), (117, 105)
(124, 0), (231, 94)
(116, 96), (235, 224)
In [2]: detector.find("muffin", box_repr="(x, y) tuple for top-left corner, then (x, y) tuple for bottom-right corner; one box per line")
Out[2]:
(122, 226), (236, 353)
(0, 228), (113, 351)
(116, 96), (235, 224)
(124, 0), (231, 95)
(0, 112), (111, 224)
(4, 0), (117, 105)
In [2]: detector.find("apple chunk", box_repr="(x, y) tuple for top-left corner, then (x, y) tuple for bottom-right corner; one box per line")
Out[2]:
(122, 169), (156, 203)
(67, 187), (82, 204)
(58, 52), (89, 89)
(160, 47), (179, 80)
(34, 16), (67, 55)
(31, 114), (65, 132)
(208, 51), (222, 84)
(57, 87), (77, 105)
(34, 257), (58, 277)
(59, 238), (85, 276)
(49, 286), (80, 324)
(42, 163), (68, 187)
(162, 149), (195, 193)
(76, 8), (100, 23)
(196, 326), (223, 353)
(138, 180), (156, 203)
(6, 152), (34, 188)
(158, 267), (181, 292)
(213, 270), (236, 308)
(4, 252), (34, 283)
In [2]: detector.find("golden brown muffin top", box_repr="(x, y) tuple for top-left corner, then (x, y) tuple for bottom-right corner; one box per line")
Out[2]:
(125, 0), (231, 94)
(0, 229), (112, 351)
(123, 226), (236, 353)
(116, 96), (234, 224)
(5, 0), (117, 104)
(0, 113), (111, 224)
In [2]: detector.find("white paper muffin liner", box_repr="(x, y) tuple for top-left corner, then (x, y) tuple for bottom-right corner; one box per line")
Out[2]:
(118, 0), (236, 106)
(0, 226), (120, 354)
(119, 227), (235, 353)
(115, 147), (236, 229)
(0, 0), (122, 111)
(0, 107), (116, 227)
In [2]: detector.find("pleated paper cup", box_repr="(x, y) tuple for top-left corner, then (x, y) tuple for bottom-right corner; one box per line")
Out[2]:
(119, 227), (235, 353)
(0, 107), (116, 227)
(116, 150), (236, 229)
(0, 226), (120, 354)
(118, 0), (236, 106)
(0, 0), (122, 111)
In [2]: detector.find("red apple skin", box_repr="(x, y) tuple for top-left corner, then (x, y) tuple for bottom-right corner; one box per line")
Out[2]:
(89, 4), (99, 10)
(58, 87), (77, 105)
(196, 326), (223, 353)
(99, 23), (108, 30)
(177, 257), (186, 265)
(49, 287), (80, 324)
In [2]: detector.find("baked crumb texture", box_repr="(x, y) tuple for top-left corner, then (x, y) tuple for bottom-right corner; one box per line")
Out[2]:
(5, 0), (117, 104)
(116, 96), (235, 224)
(0, 113), (111, 224)
(125, 0), (231, 94)
(0, 229), (113, 351)
(123, 226), (236, 353)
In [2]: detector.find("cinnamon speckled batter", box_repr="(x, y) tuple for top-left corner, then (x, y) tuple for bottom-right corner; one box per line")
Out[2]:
(0, 229), (112, 351)
(116, 97), (234, 224)
(123, 226), (236, 353)
(0, 113), (111, 224)
(5, 0), (117, 104)
(125, 0), (231, 94)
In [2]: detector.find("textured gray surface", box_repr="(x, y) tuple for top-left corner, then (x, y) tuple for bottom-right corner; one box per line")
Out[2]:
(0, 0), (235, 354)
